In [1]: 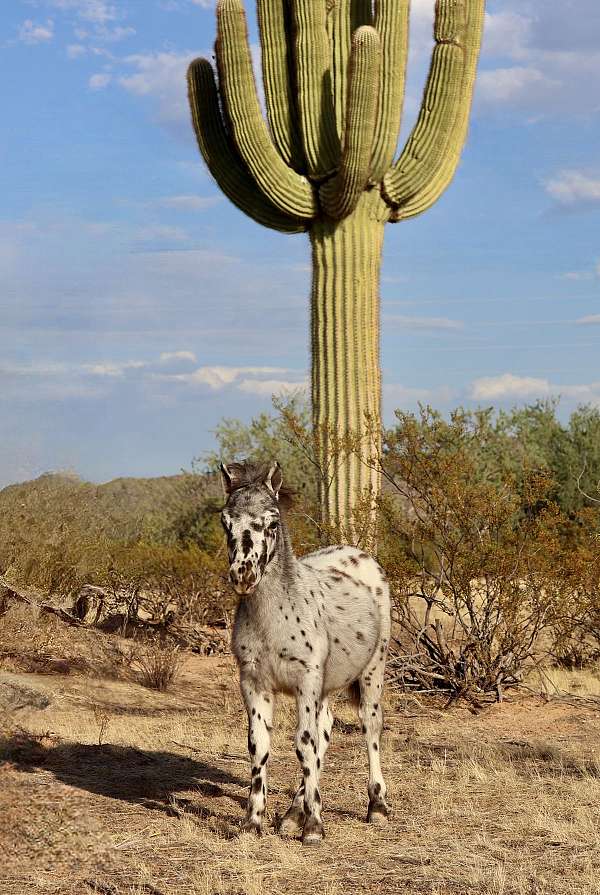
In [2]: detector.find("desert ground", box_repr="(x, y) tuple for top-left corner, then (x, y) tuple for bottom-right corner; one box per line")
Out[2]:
(2, 635), (600, 895)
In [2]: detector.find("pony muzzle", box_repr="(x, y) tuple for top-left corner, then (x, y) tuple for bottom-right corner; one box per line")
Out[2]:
(230, 565), (258, 595)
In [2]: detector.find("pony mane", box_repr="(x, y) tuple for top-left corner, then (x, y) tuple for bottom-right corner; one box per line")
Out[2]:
(226, 459), (294, 510)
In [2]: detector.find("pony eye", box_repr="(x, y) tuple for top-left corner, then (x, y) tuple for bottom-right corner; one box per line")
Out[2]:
(268, 518), (279, 530)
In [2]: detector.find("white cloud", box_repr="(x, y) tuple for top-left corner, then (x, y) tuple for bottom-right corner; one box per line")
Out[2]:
(18, 19), (54, 44)
(560, 271), (595, 282)
(483, 10), (532, 59)
(577, 315), (600, 326)
(83, 361), (147, 377)
(470, 373), (600, 403)
(478, 66), (559, 105)
(48, 0), (118, 25)
(474, 1), (600, 116)
(159, 351), (197, 364)
(118, 51), (199, 129)
(471, 373), (551, 400)
(237, 378), (307, 397)
(170, 365), (291, 390)
(545, 170), (600, 208)
(89, 72), (111, 89)
(44, 1), (134, 44)
(99, 25), (135, 42)
(67, 43), (86, 58)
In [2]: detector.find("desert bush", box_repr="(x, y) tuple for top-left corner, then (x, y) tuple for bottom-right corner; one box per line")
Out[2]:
(542, 511), (600, 668)
(129, 637), (183, 692)
(2, 396), (599, 700)
(365, 408), (573, 703)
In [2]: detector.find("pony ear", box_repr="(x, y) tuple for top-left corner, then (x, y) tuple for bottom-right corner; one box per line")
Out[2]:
(220, 463), (233, 496)
(220, 462), (248, 496)
(264, 461), (283, 498)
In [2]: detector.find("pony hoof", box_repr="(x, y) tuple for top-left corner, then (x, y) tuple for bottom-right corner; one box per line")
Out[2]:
(302, 831), (323, 847)
(278, 813), (305, 837)
(241, 819), (262, 836)
(302, 817), (324, 846)
(367, 802), (390, 825)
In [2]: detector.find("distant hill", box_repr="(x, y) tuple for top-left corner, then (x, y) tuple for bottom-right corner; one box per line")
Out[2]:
(0, 471), (221, 551)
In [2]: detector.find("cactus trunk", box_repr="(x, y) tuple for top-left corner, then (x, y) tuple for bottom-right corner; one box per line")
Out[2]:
(310, 191), (385, 534)
(187, 0), (485, 541)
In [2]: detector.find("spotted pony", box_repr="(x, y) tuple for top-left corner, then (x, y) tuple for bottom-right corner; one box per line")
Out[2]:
(220, 460), (391, 846)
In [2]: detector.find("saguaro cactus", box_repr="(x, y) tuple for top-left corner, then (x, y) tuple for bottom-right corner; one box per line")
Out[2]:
(188, 0), (485, 534)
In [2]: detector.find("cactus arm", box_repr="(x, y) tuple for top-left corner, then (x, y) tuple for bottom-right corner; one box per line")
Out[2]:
(320, 27), (382, 221)
(328, 0), (373, 139)
(216, 0), (317, 220)
(369, 0), (410, 181)
(256, 0), (305, 172)
(187, 59), (307, 234)
(292, 0), (340, 178)
(382, 0), (485, 219)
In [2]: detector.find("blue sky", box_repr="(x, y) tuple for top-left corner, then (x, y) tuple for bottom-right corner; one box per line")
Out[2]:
(1, 0), (599, 485)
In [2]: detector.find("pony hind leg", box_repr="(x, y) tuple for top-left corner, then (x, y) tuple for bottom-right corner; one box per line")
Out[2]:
(279, 699), (333, 837)
(359, 659), (391, 824)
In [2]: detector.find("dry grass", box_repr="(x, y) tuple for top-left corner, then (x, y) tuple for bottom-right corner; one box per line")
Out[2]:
(2, 652), (600, 895)
(129, 640), (183, 692)
(0, 603), (130, 679)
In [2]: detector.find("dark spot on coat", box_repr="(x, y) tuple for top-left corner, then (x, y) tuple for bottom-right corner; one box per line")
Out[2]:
(241, 529), (253, 556)
(252, 776), (262, 793)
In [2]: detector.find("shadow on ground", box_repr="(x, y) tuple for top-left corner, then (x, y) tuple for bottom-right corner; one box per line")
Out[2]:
(1, 734), (248, 820)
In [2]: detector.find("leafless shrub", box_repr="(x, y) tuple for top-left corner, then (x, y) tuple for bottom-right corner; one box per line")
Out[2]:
(129, 637), (183, 692)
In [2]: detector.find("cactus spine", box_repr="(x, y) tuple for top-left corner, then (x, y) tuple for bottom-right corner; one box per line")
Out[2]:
(188, 0), (485, 534)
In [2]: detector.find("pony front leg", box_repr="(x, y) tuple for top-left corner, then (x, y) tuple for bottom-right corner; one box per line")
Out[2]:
(241, 679), (274, 834)
(294, 678), (325, 846)
(280, 699), (333, 837)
